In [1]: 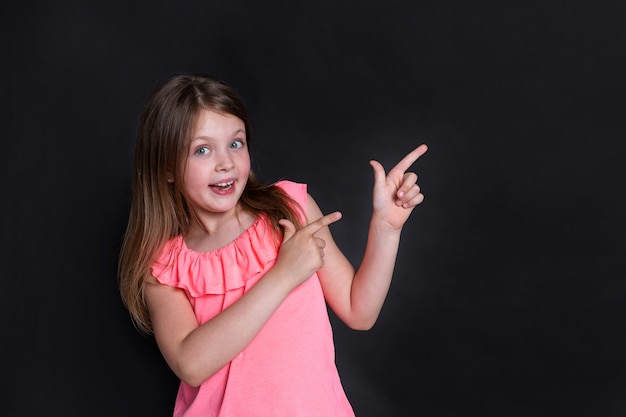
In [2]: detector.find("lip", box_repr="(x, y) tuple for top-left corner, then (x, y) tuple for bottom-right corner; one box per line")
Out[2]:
(209, 177), (237, 195)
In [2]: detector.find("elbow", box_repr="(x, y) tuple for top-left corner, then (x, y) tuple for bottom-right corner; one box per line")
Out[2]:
(180, 375), (204, 389)
(179, 370), (210, 388)
(177, 365), (204, 388)
(176, 360), (215, 388)
(170, 338), (229, 387)
(351, 323), (375, 331)
(347, 317), (377, 331)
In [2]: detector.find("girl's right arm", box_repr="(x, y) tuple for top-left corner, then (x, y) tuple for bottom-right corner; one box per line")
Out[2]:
(144, 211), (342, 387)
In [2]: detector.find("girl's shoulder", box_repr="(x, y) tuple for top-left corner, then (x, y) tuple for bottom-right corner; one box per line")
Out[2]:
(275, 179), (307, 201)
(274, 179), (308, 220)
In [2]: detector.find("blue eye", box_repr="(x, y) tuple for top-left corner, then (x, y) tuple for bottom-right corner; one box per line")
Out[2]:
(230, 140), (245, 150)
(195, 146), (210, 155)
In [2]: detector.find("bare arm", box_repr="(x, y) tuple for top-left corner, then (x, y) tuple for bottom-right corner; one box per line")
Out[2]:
(145, 211), (342, 387)
(315, 144), (428, 330)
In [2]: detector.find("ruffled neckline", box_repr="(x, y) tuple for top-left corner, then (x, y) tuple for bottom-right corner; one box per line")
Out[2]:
(180, 214), (264, 255)
(152, 214), (279, 297)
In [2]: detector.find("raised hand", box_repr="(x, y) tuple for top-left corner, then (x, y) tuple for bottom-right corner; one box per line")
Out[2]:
(275, 211), (342, 288)
(369, 144), (428, 231)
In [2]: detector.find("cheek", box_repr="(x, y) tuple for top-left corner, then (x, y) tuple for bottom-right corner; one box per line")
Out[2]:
(237, 153), (251, 174)
(181, 163), (206, 193)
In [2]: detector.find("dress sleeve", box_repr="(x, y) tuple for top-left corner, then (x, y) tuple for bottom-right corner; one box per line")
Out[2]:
(275, 180), (308, 222)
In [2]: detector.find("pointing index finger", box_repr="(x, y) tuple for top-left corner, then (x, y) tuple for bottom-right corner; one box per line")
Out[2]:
(391, 144), (428, 174)
(303, 211), (343, 235)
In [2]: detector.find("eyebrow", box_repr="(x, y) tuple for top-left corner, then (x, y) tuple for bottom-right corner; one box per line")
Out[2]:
(192, 129), (247, 141)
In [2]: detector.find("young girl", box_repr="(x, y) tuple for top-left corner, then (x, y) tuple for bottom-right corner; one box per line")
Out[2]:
(119, 73), (427, 417)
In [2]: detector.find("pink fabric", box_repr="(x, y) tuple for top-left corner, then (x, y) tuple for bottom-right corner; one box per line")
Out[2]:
(152, 181), (355, 417)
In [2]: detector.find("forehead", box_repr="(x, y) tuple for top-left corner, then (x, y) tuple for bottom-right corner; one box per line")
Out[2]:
(192, 109), (246, 139)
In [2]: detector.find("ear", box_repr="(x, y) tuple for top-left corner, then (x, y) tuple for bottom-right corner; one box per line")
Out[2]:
(166, 169), (174, 183)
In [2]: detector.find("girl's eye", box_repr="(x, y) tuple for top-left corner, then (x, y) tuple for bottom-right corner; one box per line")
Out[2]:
(195, 146), (210, 156)
(230, 140), (245, 150)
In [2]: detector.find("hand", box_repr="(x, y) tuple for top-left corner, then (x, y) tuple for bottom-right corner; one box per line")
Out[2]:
(369, 144), (428, 231)
(274, 211), (343, 288)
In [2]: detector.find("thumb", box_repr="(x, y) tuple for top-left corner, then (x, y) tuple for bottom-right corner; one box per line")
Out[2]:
(369, 159), (386, 186)
(278, 219), (296, 242)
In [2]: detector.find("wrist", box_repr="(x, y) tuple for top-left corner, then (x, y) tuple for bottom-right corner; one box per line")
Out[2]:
(264, 262), (302, 294)
(369, 214), (403, 237)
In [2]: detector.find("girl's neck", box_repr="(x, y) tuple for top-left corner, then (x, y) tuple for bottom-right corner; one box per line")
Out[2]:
(184, 208), (257, 253)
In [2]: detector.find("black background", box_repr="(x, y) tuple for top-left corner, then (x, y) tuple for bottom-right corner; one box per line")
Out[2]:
(3, 1), (626, 416)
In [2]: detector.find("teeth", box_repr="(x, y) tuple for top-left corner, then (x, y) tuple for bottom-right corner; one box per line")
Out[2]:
(215, 181), (234, 187)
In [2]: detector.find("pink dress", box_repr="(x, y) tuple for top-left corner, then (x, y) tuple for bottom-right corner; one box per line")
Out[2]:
(152, 181), (355, 417)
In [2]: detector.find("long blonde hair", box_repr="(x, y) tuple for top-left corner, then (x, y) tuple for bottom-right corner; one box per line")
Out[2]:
(119, 74), (303, 333)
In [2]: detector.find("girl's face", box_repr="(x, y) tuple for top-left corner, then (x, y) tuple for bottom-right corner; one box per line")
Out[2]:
(182, 109), (251, 221)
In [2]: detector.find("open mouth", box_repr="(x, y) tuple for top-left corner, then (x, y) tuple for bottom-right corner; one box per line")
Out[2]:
(210, 180), (234, 191)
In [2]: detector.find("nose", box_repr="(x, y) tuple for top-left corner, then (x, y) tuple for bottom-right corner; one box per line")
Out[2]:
(214, 150), (234, 171)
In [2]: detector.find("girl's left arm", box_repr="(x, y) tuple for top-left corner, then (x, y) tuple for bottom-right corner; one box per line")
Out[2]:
(312, 144), (428, 330)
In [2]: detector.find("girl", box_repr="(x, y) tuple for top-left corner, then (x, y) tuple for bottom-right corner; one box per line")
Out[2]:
(119, 73), (427, 417)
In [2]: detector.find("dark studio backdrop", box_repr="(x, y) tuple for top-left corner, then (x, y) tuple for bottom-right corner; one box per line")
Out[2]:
(2, 1), (626, 416)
